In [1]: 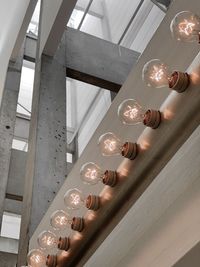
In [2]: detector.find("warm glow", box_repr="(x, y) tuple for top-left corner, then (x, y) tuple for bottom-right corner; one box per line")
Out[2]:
(178, 19), (195, 36)
(55, 215), (67, 226)
(104, 139), (116, 152)
(150, 66), (167, 82)
(123, 105), (139, 119)
(85, 168), (98, 180)
(42, 235), (55, 246)
(70, 193), (81, 206)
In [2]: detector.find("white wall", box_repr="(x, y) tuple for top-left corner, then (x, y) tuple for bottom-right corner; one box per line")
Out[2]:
(0, 0), (31, 107)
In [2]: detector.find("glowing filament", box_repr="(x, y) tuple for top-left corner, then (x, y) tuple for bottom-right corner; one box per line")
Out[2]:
(70, 193), (81, 206)
(179, 20), (195, 35)
(123, 106), (139, 119)
(31, 255), (42, 264)
(55, 215), (67, 226)
(85, 168), (97, 180)
(150, 67), (165, 82)
(42, 235), (55, 246)
(104, 139), (116, 152)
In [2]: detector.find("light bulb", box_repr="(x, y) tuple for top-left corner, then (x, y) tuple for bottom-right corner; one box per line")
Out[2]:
(142, 59), (189, 93)
(64, 188), (100, 211)
(98, 132), (138, 160)
(170, 11), (200, 43)
(50, 210), (84, 232)
(27, 249), (46, 267)
(38, 231), (70, 252)
(37, 231), (58, 250)
(118, 99), (161, 129)
(80, 162), (118, 187)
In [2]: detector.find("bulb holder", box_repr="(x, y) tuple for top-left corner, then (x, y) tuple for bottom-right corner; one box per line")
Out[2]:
(121, 142), (138, 160)
(168, 71), (190, 93)
(71, 217), (84, 232)
(58, 237), (70, 251)
(46, 254), (57, 267)
(143, 109), (161, 129)
(102, 170), (118, 187)
(86, 195), (100, 211)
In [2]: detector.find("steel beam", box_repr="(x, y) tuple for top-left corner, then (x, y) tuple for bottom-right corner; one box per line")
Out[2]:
(24, 29), (140, 92)
(0, 49), (23, 229)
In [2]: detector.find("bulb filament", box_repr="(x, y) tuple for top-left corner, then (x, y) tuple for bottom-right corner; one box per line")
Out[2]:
(150, 66), (165, 82)
(123, 105), (139, 119)
(55, 215), (68, 226)
(30, 254), (42, 263)
(179, 19), (196, 35)
(85, 168), (98, 180)
(41, 235), (56, 246)
(104, 139), (117, 152)
(70, 193), (82, 206)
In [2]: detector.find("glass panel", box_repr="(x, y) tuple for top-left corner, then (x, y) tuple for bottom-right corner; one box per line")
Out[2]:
(0, 212), (21, 240)
(12, 139), (28, 152)
(27, 0), (41, 36)
(17, 60), (35, 116)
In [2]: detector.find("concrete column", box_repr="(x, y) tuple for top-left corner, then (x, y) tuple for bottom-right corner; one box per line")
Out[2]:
(0, 50), (23, 229)
(17, 35), (66, 265)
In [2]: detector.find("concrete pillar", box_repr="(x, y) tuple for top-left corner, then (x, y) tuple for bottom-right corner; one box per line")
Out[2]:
(0, 50), (23, 229)
(17, 35), (66, 265)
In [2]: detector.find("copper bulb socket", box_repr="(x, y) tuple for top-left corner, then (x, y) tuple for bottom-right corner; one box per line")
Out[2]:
(58, 237), (70, 251)
(86, 195), (100, 211)
(71, 217), (84, 232)
(46, 254), (57, 267)
(102, 170), (118, 187)
(143, 109), (161, 129)
(168, 71), (190, 92)
(121, 142), (138, 160)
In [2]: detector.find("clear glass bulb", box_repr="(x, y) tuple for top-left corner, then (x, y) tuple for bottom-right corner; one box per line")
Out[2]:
(170, 11), (200, 42)
(27, 249), (46, 267)
(50, 210), (71, 230)
(98, 132), (124, 156)
(37, 231), (58, 250)
(80, 162), (104, 185)
(118, 99), (146, 125)
(142, 59), (171, 88)
(64, 188), (85, 209)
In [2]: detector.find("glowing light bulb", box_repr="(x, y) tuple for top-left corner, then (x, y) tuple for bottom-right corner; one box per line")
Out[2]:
(142, 59), (171, 88)
(98, 132), (138, 160)
(170, 11), (200, 43)
(80, 162), (103, 185)
(118, 99), (161, 129)
(64, 188), (84, 209)
(50, 210), (84, 232)
(98, 132), (124, 156)
(50, 210), (70, 231)
(37, 231), (58, 250)
(80, 162), (118, 187)
(27, 249), (46, 267)
(142, 59), (190, 93)
(64, 188), (100, 211)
